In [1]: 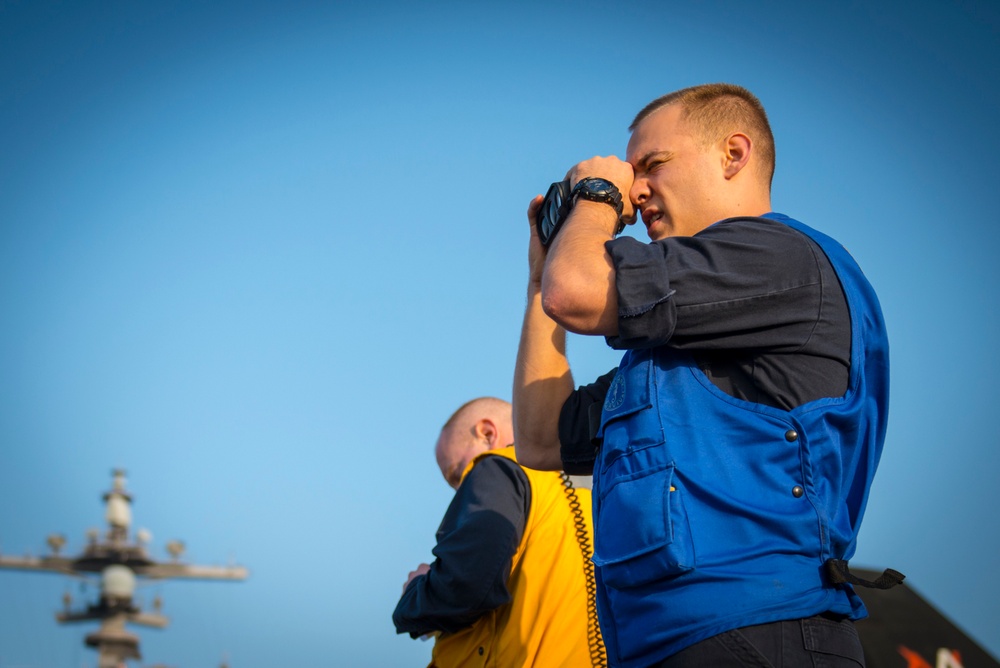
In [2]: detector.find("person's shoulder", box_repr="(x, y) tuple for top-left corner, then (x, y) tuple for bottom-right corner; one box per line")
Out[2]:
(477, 448), (561, 488)
(700, 214), (820, 255)
(700, 214), (808, 240)
(466, 451), (530, 489)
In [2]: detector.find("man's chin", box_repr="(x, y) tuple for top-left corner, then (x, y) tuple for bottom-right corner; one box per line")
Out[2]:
(645, 222), (671, 241)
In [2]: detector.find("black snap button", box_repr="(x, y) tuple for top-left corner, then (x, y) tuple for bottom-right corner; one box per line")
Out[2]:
(785, 430), (798, 442)
(792, 485), (804, 498)
(478, 647), (484, 656)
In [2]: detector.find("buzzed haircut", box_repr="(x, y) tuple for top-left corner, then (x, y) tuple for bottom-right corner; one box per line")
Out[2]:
(440, 397), (512, 433)
(631, 83), (776, 188)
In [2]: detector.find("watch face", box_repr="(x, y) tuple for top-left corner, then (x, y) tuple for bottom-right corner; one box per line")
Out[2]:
(579, 177), (614, 196)
(575, 177), (623, 218)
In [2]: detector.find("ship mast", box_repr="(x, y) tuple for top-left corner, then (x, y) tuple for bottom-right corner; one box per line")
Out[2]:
(0, 469), (248, 667)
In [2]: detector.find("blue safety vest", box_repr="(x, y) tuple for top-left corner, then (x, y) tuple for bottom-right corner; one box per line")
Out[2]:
(592, 214), (889, 668)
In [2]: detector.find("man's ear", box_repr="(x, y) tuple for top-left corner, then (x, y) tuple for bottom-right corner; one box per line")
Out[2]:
(722, 132), (752, 180)
(474, 419), (499, 449)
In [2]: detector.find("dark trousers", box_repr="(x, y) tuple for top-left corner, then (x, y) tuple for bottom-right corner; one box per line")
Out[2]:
(653, 615), (866, 668)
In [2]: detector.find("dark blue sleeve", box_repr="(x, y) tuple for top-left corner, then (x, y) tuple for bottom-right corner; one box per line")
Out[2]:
(604, 218), (825, 351)
(392, 456), (530, 637)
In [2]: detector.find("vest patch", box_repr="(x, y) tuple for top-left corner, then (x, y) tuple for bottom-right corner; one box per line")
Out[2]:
(605, 372), (626, 411)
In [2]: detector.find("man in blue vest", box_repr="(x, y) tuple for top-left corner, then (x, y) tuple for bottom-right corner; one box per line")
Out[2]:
(513, 84), (898, 668)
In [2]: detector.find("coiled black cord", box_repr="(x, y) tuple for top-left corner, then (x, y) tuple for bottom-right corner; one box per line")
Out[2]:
(560, 472), (608, 668)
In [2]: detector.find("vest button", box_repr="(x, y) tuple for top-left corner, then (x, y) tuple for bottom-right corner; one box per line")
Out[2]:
(785, 429), (798, 442)
(792, 485), (804, 498)
(478, 647), (484, 656)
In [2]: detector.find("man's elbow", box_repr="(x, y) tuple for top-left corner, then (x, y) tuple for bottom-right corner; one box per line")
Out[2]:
(540, 287), (570, 327)
(541, 285), (615, 336)
(541, 280), (593, 334)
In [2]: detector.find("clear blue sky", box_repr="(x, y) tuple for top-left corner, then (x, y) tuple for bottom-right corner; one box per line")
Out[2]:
(1, 1), (998, 666)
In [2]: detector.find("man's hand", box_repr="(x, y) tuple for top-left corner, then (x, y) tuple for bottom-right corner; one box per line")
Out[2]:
(403, 563), (431, 593)
(570, 155), (637, 224)
(526, 194), (546, 289)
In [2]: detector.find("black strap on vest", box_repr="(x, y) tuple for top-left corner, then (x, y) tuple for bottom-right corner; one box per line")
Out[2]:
(825, 559), (905, 589)
(587, 401), (603, 445)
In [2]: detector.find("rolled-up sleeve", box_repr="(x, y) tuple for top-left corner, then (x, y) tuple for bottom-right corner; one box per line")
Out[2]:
(605, 218), (827, 352)
(605, 236), (678, 349)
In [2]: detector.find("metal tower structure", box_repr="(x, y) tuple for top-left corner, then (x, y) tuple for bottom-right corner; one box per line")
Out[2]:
(0, 469), (248, 667)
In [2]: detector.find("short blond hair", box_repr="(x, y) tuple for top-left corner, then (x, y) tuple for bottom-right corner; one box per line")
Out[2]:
(631, 83), (775, 188)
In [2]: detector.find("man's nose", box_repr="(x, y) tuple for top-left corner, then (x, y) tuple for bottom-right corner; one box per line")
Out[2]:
(630, 176), (649, 207)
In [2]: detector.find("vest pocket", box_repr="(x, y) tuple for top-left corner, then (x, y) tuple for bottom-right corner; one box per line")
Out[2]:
(593, 463), (694, 589)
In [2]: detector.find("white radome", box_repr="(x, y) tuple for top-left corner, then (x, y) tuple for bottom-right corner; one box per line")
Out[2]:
(102, 565), (136, 599)
(105, 495), (132, 529)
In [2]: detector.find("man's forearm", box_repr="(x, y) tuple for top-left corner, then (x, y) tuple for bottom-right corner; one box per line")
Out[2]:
(541, 200), (621, 336)
(393, 570), (499, 637)
(513, 284), (572, 470)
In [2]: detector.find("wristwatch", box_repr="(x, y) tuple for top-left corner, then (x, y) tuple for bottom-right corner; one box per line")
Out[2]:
(571, 177), (624, 220)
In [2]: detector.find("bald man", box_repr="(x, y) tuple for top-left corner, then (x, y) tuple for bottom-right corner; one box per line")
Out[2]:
(393, 397), (604, 668)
